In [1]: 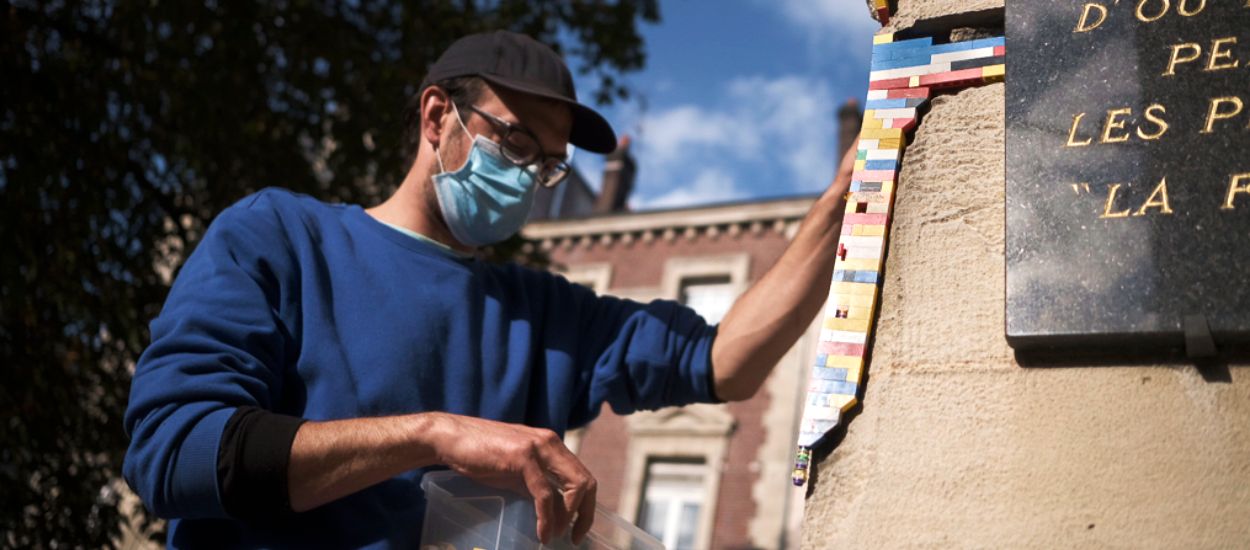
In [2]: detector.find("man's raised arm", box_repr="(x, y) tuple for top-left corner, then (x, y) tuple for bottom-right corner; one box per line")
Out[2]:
(711, 144), (858, 401)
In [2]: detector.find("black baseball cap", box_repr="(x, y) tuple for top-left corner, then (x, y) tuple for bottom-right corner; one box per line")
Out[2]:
(421, 30), (618, 154)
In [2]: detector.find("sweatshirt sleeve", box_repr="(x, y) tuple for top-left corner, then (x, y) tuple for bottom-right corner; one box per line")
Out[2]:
(123, 193), (297, 519)
(565, 282), (721, 424)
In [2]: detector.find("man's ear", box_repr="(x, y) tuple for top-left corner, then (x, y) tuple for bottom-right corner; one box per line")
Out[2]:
(421, 86), (451, 149)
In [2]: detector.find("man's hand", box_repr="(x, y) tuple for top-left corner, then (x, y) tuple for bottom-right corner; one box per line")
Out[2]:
(287, 412), (596, 545)
(429, 413), (597, 545)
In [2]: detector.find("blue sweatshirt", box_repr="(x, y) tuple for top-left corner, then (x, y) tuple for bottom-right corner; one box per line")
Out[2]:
(123, 188), (719, 548)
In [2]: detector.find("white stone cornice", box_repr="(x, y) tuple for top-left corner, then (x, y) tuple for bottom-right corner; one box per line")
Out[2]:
(521, 195), (817, 241)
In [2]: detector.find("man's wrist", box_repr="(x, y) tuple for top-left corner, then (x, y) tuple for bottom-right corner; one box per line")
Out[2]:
(400, 411), (447, 467)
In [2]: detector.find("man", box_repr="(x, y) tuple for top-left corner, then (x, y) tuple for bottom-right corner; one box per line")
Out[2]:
(124, 30), (855, 548)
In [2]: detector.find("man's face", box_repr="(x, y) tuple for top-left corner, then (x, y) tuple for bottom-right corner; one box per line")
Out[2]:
(439, 84), (574, 177)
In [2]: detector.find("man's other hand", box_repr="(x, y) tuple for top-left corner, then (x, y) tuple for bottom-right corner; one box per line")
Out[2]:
(428, 413), (597, 545)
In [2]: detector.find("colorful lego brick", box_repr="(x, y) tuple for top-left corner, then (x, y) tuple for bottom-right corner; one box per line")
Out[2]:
(868, 76), (912, 90)
(829, 393), (857, 410)
(830, 281), (877, 296)
(833, 269), (881, 284)
(840, 235), (884, 248)
(872, 33), (894, 45)
(809, 379), (858, 396)
(835, 258), (882, 273)
(951, 55), (1006, 71)
(850, 170), (895, 182)
(859, 127), (904, 140)
(820, 329), (867, 344)
(871, 107), (917, 120)
(886, 87), (931, 99)
(864, 98), (920, 110)
(842, 213), (888, 226)
(888, 118), (917, 130)
(823, 355), (863, 369)
(865, 149), (900, 160)
(929, 41), (975, 55)
(870, 62), (952, 82)
(983, 64), (1005, 80)
(871, 36), (932, 53)
(826, 291), (875, 308)
(931, 46), (998, 64)
(818, 340), (865, 356)
(825, 317), (872, 332)
(919, 67), (984, 87)
(871, 54), (939, 71)
(850, 181), (879, 193)
(810, 366), (848, 381)
(850, 224), (885, 237)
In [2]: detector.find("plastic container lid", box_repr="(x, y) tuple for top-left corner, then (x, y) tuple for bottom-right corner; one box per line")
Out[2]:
(420, 470), (665, 550)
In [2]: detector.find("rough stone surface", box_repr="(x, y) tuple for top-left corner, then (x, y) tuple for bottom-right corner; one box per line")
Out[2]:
(801, 84), (1250, 548)
(883, 0), (1004, 32)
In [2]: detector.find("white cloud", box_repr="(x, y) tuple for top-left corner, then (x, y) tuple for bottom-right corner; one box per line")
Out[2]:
(769, 0), (879, 36)
(639, 105), (746, 170)
(626, 74), (838, 209)
(634, 167), (748, 210)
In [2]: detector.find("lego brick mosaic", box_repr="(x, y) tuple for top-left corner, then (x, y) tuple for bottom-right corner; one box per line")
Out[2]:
(1006, 2), (1250, 352)
(793, 30), (1005, 487)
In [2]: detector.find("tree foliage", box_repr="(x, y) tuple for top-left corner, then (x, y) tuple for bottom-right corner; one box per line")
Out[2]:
(0, 0), (658, 546)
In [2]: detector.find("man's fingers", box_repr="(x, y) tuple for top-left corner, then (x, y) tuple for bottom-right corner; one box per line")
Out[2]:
(532, 432), (597, 544)
(571, 478), (598, 544)
(522, 465), (556, 543)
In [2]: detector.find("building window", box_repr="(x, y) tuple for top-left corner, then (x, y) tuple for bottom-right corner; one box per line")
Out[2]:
(637, 459), (706, 550)
(679, 275), (734, 325)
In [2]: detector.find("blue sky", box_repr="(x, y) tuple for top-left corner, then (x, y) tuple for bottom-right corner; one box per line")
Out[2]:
(569, 0), (878, 210)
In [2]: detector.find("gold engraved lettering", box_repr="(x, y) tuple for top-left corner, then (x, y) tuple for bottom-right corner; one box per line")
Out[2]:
(1206, 37), (1240, 71)
(1221, 173), (1250, 210)
(1101, 184), (1132, 218)
(1202, 96), (1244, 133)
(1067, 112), (1094, 146)
(1134, 177), (1174, 216)
(1101, 108), (1133, 143)
(1136, 0), (1170, 22)
(1177, 0), (1206, 15)
(1075, 3), (1109, 32)
(1163, 42), (1202, 76)
(1137, 104), (1170, 140)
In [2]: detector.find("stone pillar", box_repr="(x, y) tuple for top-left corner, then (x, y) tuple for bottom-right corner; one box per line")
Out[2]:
(802, 1), (1250, 547)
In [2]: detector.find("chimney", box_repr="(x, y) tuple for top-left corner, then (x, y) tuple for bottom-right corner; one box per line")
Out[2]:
(594, 136), (636, 214)
(837, 98), (862, 163)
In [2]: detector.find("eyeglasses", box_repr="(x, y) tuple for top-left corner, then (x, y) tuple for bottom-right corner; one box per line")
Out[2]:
(465, 105), (572, 188)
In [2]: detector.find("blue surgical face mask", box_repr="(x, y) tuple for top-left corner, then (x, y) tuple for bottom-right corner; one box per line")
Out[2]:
(432, 105), (538, 247)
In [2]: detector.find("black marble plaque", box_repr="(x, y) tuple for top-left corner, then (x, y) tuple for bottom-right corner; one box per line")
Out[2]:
(1006, 1), (1250, 351)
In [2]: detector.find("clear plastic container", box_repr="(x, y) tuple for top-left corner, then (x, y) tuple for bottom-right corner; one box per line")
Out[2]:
(419, 470), (665, 550)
